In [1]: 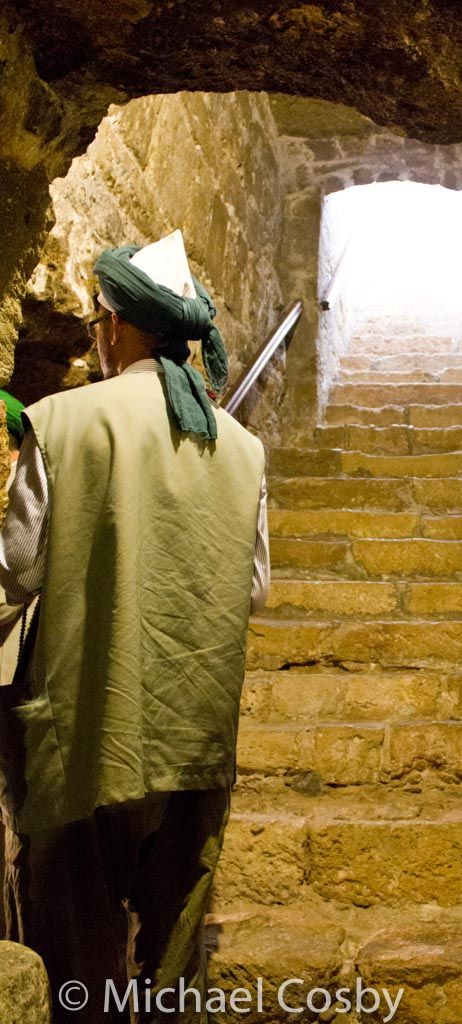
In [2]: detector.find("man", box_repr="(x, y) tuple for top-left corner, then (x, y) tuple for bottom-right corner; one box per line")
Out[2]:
(0, 231), (269, 1023)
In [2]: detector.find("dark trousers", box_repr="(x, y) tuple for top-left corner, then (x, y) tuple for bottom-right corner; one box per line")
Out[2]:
(3, 788), (230, 1024)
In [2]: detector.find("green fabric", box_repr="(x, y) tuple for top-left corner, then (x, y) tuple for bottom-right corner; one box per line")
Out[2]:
(93, 246), (228, 440)
(0, 390), (25, 443)
(11, 371), (264, 830)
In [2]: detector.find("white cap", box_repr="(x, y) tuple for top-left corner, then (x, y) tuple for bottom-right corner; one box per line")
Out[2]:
(130, 229), (196, 297)
(98, 229), (197, 311)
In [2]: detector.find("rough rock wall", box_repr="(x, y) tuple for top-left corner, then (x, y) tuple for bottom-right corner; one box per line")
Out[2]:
(3, 2), (462, 444)
(10, 1), (462, 144)
(3, 0), (462, 385)
(22, 92), (285, 441)
(0, 10), (125, 386)
(0, 17), (59, 382)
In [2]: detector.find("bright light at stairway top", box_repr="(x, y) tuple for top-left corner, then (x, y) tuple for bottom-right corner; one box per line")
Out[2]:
(324, 181), (462, 330)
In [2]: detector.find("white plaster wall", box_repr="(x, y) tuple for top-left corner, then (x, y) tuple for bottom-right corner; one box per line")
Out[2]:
(317, 190), (358, 412)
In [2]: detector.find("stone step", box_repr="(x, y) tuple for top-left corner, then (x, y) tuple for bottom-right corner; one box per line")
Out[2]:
(330, 400), (396, 424)
(324, 403), (462, 427)
(270, 537), (462, 579)
(270, 448), (340, 476)
(236, 718), (462, 786)
(269, 476), (462, 513)
(241, 669), (462, 723)
(313, 423), (462, 454)
(264, 579), (400, 617)
(339, 368), (462, 383)
(331, 383), (462, 406)
(421, 515), (462, 539)
(344, 449), (462, 477)
(208, 901), (462, 1024)
(411, 403), (462, 427)
(350, 539), (462, 579)
(237, 719), (386, 784)
(315, 423), (411, 453)
(270, 508), (462, 540)
(270, 537), (351, 575)
(262, 580), (462, 618)
(208, 904), (345, 1021)
(407, 426), (462, 453)
(349, 335), (458, 354)
(270, 447), (462, 478)
(216, 787), (462, 909)
(342, 353), (462, 373)
(246, 618), (462, 670)
(269, 508), (421, 538)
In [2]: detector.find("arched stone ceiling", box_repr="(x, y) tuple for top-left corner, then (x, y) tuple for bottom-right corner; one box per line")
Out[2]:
(8, 0), (462, 145)
(1, 0), (462, 383)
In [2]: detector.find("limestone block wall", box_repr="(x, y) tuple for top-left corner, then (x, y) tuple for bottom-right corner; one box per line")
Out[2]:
(26, 92), (285, 443)
(270, 96), (462, 436)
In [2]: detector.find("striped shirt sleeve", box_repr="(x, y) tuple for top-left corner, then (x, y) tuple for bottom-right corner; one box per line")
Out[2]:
(250, 473), (270, 614)
(0, 429), (48, 602)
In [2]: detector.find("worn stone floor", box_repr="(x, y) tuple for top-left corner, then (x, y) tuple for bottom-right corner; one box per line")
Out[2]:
(209, 328), (462, 1024)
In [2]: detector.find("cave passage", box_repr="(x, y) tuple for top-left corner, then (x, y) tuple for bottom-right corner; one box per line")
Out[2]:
(11, 90), (462, 439)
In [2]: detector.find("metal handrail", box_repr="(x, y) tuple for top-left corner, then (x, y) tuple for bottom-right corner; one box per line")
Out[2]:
(221, 300), (303, 415)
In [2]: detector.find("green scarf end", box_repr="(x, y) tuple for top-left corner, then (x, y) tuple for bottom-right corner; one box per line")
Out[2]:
(160, 358), (217, 441)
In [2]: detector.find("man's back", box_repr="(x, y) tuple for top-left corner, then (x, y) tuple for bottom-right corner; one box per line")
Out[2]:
(18, 368), (265, 830)
(0, 234), (270, 1022)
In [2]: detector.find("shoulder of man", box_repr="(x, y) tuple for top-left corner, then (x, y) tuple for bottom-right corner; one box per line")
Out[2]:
(213, 407), (266, 478)
(24, 378), (119, 422)
(26, 376), (116, 411)
(215, 406), (265, 451)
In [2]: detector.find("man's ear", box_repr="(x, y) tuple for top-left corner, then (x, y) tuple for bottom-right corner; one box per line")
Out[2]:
(110, 311), (120, 344)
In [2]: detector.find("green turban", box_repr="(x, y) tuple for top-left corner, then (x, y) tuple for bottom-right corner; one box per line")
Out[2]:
(0, 389), (25, 444)
(93, 246), (228, 440)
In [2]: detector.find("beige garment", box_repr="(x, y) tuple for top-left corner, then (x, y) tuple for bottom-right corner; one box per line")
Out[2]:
(0, 599), (23, 685)
(0, 461), (38, 684)
(16, 370), (264, 832)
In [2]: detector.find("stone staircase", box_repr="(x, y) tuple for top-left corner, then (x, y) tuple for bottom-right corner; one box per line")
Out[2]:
(208, 335), (462, 1024)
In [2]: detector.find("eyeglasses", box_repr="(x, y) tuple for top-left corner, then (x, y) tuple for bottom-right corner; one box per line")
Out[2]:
(85, 312), (111, 342)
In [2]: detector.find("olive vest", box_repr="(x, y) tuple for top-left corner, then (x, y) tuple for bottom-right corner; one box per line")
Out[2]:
(6, 370), (264, 831)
